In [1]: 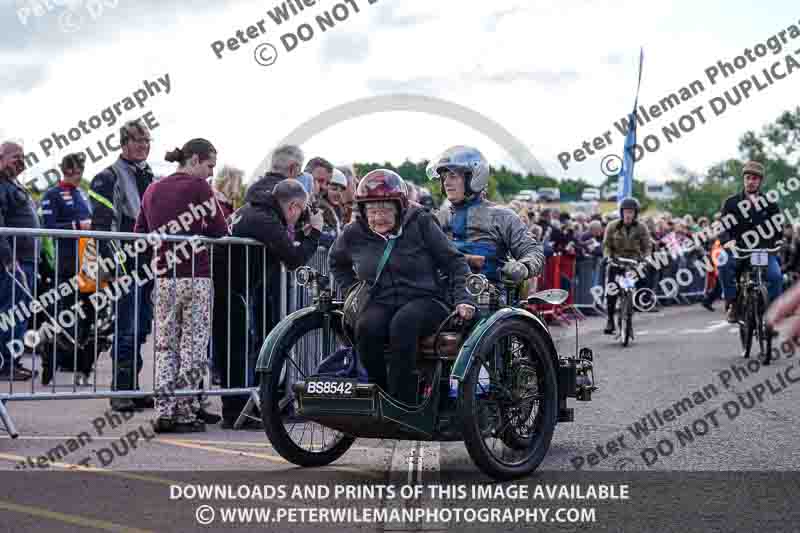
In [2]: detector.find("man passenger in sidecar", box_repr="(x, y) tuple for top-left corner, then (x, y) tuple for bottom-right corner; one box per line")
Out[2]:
(328, 169), (476, 405)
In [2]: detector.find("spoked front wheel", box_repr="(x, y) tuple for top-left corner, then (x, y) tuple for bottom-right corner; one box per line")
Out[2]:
(754, 287), (772, 365)
(460, 318), (558, 480)
(260, 312), (355, 467)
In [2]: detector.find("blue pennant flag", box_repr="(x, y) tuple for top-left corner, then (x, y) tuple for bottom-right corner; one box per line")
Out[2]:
(618, 48), (644, 204)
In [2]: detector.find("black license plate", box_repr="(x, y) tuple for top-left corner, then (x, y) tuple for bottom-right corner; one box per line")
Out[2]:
(304, 379), (357, 397)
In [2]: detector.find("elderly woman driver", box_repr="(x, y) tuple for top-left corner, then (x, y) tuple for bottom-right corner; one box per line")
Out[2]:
(329, 170), (475, 404)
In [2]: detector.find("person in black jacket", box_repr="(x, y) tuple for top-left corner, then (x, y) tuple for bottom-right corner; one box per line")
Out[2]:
(213, 178), (323, 428)
(88, 120), (155, 411)
(0, 141), (38, 380)
(255, 144), (305, 193)
(329, 170), (475, 405)
(718, 160), (783, 324)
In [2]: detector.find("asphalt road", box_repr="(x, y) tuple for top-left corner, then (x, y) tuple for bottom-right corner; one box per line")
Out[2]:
(2, 304), (800, 532)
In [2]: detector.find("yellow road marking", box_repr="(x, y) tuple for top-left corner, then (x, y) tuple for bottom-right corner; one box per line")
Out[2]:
(0, 452), (179, 488)
(0, 499), (155, 533)
(161, 438), (272, 448)
(156, 438), (288, 463)
(157, 439), (383, 478)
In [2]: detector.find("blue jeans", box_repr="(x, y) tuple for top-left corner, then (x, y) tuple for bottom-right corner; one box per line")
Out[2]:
(0, 261), (35, 370)
(719, 255), (782, 304)
(111, 278), (153, 390)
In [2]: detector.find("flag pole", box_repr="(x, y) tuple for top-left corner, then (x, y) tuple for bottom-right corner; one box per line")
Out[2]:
(617, 47), (645, 205)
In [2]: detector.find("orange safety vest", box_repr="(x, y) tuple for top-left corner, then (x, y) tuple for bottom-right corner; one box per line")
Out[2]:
(76, 237), (111, 294)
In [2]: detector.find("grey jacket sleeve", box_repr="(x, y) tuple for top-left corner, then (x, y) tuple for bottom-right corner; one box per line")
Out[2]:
(502, 211), (545, 277)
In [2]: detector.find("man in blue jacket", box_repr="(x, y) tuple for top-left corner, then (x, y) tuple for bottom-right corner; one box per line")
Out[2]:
(39, 153), (93, 385)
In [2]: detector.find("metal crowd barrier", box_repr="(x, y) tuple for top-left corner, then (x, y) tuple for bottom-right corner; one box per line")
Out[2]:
(533, 250), (716, 319)
(0, 227), (273, 437)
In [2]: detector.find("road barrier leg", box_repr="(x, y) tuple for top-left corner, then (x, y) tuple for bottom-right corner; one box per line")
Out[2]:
(234, 389), (261, 429)
(0, 399), (19, 438)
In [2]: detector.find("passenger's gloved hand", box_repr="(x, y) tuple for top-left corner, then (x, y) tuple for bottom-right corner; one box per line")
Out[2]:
(501, 260), (529, 283)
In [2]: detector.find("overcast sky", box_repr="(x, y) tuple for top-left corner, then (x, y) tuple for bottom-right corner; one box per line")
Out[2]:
(1, 0), (798, 188)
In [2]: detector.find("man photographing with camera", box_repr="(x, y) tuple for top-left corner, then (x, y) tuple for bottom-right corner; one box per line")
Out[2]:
(212, 147), (323, 429)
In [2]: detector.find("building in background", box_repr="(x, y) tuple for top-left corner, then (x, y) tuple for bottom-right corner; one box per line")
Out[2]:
(644, 182), (676, 201)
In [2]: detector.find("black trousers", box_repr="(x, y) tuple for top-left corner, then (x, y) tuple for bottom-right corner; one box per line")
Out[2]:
(212, 276), (253, 420)
(355, 298), (449, 404)
(45, 265), (96, 376)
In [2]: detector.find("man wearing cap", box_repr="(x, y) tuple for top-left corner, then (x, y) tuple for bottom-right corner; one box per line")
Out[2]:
(89, 120), (155, 411)
(40, 153), (94, 385)
(719, 160), (783, 325)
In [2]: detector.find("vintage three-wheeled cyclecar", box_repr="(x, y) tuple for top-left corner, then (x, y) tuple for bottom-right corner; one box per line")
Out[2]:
(256, 267), (597, 480)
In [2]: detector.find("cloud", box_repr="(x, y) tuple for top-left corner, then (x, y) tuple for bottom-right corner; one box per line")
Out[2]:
(366, 68), (579, 95)
(0, 0), (233, 56)
(320, 32), (370, 66)
(0, 63), (48, 93)
(372, 3), (433, 29)
(366, 77), (445, 95)
(484, 6), (526, 32)
(472, 69), (580, 85)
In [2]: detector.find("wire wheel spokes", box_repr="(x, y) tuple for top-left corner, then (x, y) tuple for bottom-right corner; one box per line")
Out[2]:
(277, 326), (347, 455)
(474, 334), (545, 465)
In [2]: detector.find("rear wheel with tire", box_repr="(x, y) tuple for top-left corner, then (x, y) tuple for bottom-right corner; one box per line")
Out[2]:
(260, 312), (355, 467)
(460, 318), (558, 480)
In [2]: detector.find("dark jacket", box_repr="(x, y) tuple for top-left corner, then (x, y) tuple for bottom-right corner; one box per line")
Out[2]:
(0, 177), (40, 265)
(89, 158), (153, 272)
(720, 190), (782, 250)
(220, 176), (321, 295)
(256, 172), (287, 196)
(40, 182), (92, 271)
(329, 205), (474, 307)
(603, 219), (652, 259)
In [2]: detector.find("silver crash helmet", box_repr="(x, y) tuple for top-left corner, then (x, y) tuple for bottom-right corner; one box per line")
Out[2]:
(426, 146), (490, 196)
